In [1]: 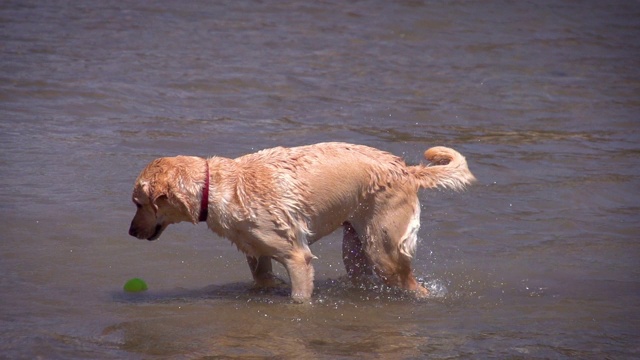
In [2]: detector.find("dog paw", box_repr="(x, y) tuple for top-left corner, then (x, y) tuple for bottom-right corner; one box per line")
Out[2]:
(252, 275), (287, 289)
(290, 293), (313, 304)
(413, 286), (431, 299)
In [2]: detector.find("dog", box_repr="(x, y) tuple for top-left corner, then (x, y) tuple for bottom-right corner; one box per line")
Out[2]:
(128, 142), (475, 302)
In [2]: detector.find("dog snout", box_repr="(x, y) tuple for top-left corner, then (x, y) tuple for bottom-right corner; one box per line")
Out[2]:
(129, 222), (140, 238)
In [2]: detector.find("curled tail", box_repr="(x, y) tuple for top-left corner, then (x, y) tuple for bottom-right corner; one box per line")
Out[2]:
(409, 146), (476, 190)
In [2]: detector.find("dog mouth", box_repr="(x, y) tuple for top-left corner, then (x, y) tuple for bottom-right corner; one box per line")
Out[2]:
(147, 224), (163, 241)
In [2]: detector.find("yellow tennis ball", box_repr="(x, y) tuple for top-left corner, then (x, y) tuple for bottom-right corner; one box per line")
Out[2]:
(123, 278), (148, 292)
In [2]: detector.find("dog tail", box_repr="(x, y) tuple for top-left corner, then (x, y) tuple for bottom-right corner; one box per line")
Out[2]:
(409, 146), (476, 191)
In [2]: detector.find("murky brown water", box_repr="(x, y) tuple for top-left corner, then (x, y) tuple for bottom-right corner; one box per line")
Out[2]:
(1, 0), (639, 358)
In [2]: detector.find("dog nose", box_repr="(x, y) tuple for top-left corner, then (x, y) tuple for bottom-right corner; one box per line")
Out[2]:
(129, 224), (138, 237)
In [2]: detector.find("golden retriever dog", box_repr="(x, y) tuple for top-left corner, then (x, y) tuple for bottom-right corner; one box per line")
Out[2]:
(128, 142), (475, 302)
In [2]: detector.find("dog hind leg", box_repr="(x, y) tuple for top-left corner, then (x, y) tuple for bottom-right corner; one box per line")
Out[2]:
(359, 196), (429, 298)
(342, 221), (374, 284)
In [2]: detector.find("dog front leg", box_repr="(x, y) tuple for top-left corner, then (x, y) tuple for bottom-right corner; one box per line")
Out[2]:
(282, 251), (315, 303)
(246, 256), (284, 288)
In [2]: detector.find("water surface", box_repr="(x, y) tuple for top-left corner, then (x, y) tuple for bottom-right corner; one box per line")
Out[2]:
(1, 1), (639, 358)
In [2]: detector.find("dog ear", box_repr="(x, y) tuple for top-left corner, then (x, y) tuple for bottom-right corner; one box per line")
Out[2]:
(140, 157), (202, 224)
(148, 185), (197, 223)
(167, 190), (200, 224)
(150, 193), (167, 212)
(141, 181), (165, 213)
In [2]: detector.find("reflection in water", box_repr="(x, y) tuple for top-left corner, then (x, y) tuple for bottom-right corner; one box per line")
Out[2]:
(104, 281), (435, 358)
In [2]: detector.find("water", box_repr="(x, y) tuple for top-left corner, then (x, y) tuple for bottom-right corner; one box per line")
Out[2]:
(1, 0), (639, 358)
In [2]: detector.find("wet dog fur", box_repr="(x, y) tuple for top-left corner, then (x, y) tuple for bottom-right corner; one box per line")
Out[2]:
(128, 142), (475, 302)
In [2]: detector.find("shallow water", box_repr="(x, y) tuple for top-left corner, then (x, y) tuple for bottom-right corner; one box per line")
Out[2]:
(1, 0), (639, 358)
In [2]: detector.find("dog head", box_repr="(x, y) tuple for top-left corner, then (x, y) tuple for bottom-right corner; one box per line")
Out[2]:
(128, 156), (205, 240)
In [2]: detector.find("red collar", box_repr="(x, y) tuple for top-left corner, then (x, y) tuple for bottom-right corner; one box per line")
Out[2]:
(199, 160), (209, 222)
